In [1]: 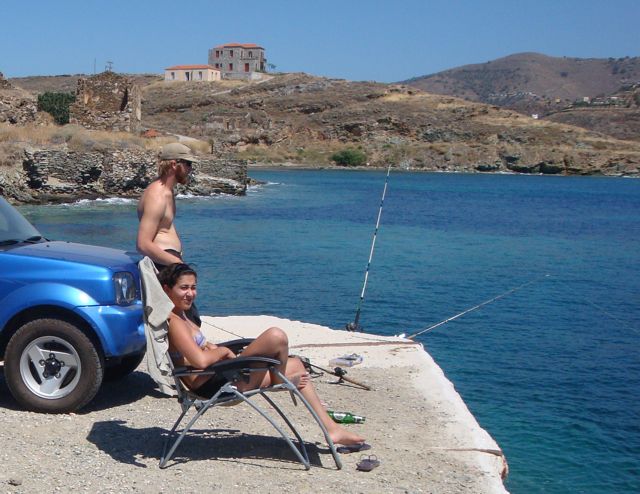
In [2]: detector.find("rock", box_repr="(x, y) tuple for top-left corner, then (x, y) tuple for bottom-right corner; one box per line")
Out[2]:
(476, 163), (502, 172)
(539, 161), (564, 174)
(0, 146), (247, 204)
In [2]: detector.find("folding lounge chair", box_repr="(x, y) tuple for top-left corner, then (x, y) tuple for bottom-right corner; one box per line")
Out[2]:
(138, 257), (342, 470)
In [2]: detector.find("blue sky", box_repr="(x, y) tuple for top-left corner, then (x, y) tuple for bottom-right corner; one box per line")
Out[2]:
(2, 0), (638, 82)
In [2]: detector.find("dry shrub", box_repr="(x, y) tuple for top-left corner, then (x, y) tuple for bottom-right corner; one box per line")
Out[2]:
(588, 140), (611, 150)
(0, 123), (59, 145)
(237, 145), (290, 163)
(185, 139), (211, 154)
(0, 142), (25, 168)
(142, 137), (211, 155)
(40, 125), (147, 152)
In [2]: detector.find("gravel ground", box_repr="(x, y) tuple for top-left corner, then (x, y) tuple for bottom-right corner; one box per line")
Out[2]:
(0, 317), (507, 493)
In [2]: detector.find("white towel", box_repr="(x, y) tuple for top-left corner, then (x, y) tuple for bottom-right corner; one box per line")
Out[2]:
(139, 256), (177, 396)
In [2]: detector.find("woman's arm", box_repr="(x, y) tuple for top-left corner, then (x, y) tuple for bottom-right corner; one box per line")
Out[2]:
(168, 314), (234, 369)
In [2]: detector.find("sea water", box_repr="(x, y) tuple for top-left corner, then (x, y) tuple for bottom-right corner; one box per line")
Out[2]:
(20, 170), (640, 493)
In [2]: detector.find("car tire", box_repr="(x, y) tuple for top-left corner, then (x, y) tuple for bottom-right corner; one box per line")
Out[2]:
(104, 351), (145, 381)
(4, 318), (104, 413)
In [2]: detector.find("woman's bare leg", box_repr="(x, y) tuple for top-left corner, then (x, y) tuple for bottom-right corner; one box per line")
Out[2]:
(235, 327), (294, 389)
(284, 357), (365, 446)
(234, 327), (366, 446)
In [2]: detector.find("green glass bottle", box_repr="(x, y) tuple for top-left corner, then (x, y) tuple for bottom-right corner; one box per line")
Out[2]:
(327, 410), (365, 424)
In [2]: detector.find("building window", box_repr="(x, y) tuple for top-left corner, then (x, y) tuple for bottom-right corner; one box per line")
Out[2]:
(170, 72), (175, 80)
(248, 51), (253, 58)
(229, 63), (233, 71)
(215, 50), (220, 58)
(230, 50), (234, 57)
(185, 72), (190, 81)
(198, 71), (203, 80)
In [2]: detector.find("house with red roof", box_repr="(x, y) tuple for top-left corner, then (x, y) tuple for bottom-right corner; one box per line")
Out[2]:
(164, 64), (221, 82)
(208, 43), (267, 80)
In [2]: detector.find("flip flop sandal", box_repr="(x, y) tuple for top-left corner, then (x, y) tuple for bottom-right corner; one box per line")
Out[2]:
(356, 454), (380, 472)
(336, 442), (371, 454)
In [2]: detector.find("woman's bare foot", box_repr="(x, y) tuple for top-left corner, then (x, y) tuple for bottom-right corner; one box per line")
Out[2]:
(329, 427), (366, 446)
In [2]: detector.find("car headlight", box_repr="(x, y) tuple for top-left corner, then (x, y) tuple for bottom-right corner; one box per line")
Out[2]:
(113, 272), (137, 305)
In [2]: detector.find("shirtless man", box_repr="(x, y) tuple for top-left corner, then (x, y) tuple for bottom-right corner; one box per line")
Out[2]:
(136, 142), (197, 268)
(137, 142), (201, 325)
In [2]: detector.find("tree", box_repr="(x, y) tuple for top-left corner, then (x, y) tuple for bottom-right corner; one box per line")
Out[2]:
(330, 148), (367, 167)
(37, 92), (76, 125)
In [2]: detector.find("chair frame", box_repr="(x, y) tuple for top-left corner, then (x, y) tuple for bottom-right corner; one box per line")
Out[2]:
(139, 256), (342, 469)
(159, 339), (343, 470)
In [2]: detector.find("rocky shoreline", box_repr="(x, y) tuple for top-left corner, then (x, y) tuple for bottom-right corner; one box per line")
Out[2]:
(0, 147), (249, 204)
(248, 160), (640, 177)
(3, 149), (638, 207)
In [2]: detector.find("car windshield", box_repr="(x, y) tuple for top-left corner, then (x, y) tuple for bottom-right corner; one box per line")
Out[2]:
(0, 197), (42, 244)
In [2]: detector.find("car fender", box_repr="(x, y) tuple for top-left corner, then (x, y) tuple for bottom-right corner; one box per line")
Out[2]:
(0, 282), (145, 358)
(0, 281), (100, 338)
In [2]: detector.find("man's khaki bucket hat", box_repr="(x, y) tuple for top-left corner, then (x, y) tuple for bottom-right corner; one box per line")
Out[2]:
(159, 143), (198, 163)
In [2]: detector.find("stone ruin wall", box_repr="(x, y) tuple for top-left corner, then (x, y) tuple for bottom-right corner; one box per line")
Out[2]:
(69, 71), (142, 133)
(0, 72), (38, 125)
(0, 72), (13, 89)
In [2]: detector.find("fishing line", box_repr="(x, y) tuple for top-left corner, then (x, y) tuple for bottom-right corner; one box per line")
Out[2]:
(200, 319), (244, 339)
(407, 273), (551, 340)
(346, 164), (392, 332)
(551, 278), (640, 336)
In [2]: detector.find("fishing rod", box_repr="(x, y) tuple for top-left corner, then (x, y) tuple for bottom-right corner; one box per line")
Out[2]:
(407, 274), (550, 340)
(298, 357), (372, 390)
(346, 164), (392, 332)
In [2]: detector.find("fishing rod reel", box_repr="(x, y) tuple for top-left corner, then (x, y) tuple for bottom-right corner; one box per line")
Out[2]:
(331, 366), (348, 383)
(345, 321), (362, 332)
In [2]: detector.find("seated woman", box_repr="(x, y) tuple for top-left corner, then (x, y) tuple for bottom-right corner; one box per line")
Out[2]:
(158, 263), (366, 449)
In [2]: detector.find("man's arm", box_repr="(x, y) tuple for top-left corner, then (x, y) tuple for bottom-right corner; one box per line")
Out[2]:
(136, 192), (183, 266)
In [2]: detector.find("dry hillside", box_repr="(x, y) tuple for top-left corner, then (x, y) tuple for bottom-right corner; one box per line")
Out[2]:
(141, 73), (640, 175)
(403, 52), (640, 109)
(4, 71), (640, 176)
(403, 53), (640, 140)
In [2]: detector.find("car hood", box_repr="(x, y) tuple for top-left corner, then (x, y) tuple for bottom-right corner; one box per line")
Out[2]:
(8, 241), (140, 269)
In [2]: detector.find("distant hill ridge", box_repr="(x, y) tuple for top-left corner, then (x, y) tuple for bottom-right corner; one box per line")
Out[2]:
(403, 52), (640, 108)
(403, 52), (640, 140)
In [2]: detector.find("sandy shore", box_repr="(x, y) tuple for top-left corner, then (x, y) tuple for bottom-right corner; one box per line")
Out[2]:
(0, 315), (507, 493)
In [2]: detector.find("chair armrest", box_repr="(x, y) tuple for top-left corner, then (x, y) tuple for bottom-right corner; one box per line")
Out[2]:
(173, 356), (280, 378)
(218, 338), (255, 355)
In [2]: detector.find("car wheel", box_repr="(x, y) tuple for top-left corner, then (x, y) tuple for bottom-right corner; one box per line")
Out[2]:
(104, 351), (145, 381)
(4, 318), (104, 413)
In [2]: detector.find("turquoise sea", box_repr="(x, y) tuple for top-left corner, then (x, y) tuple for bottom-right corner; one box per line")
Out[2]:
(20, 169), (640, 493)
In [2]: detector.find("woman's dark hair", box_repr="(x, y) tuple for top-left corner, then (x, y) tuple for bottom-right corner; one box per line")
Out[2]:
(157, 263), (197, 288)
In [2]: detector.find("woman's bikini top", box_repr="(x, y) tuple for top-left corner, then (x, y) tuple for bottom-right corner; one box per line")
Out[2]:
(169, 330), (207, 360)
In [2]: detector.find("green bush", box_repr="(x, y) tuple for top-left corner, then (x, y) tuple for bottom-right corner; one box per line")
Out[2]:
(330, 148), (367, 166)
(37, 92), (76, 125)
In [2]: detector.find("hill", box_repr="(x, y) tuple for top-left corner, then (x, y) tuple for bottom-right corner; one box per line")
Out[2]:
(403, 52), (640, 111)
(141, 73), (639, 175)
(5, 72), (640, 177)
(402, 53), (640, 141)
(543, 83), (640, 141)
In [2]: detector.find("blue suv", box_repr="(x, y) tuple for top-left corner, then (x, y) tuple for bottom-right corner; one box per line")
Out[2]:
(0, 196), (145, 413)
